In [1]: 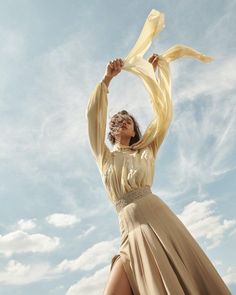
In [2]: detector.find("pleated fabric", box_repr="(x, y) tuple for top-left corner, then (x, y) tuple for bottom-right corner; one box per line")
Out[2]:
(110, 189), (231, 295)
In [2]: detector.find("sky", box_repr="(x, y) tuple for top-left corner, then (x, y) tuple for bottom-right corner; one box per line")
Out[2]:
(0, 0), (235, 294)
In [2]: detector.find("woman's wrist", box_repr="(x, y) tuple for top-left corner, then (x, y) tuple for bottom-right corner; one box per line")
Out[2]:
(102, 75), (112, 88)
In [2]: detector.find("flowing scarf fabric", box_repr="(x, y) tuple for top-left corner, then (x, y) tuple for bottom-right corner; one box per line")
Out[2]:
(122, 9), (214, 151)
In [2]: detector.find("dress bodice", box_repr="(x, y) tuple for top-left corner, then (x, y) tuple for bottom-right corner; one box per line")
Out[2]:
(100, 143), (155, 202)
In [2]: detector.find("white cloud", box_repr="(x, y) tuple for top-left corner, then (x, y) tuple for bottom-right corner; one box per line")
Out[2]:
(16, 218), (37, 231)
(177, 199), (236, 249)
(0, 230), (60, 257)
(54, 238), (119, 273)
(0, 259), (58, 285)
(46, 213), (81, 228)
(223, 266), (236, 286)
(0, 237), (119, 285)
(65, 265), (110, 295)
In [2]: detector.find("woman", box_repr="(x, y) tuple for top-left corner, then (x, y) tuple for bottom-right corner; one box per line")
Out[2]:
(86, 9), (231, 295)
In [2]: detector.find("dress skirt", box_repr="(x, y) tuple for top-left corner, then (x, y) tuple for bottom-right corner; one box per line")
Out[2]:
(109, 186), (231, 295)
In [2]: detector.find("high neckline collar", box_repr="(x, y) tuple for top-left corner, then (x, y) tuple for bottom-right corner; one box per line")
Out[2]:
(113, 142), (133, 151)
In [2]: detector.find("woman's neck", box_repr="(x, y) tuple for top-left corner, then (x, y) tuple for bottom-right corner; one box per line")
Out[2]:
(115, 138), (131, 146)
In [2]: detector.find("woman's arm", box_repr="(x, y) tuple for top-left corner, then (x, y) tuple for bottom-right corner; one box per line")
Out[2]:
(139, 46), (213, 158)
(86, 58), (124, 170)
(117, 9), (213, 156)
(86, 81), (111, 170)
(131, 53), (173, 158)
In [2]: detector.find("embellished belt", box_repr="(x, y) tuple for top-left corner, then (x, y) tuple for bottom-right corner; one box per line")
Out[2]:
(114, 185), (152, 213)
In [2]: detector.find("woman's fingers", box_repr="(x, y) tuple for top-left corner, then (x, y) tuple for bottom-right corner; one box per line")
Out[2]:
(148, 54), (159, 73)
(148, 53), (159, 62)
(112, 59), (116, 70)
(148, 55), (156, 63)
(107, 58), (124, 78)
(115, 59), (119, 70)
(147, 53), (159, 72)
(119, 58), (124, 66)
(115, 58), (122, 70)
(109, 61), (114, 69)
(111, 58), (123, 71)
(153, 56), (159, 63)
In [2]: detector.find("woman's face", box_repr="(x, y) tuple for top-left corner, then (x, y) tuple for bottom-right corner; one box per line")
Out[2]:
(110, 114), (135, 140)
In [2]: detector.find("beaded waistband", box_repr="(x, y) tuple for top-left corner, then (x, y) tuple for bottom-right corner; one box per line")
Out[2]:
(114, 185), (152, 213)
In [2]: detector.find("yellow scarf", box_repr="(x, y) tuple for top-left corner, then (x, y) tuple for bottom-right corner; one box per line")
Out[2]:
(122, 9), (214, 151)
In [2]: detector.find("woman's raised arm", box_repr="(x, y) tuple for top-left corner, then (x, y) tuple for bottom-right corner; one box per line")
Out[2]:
(139, 45), (213, 158)
(86, 81), (111, 170)
(86, 58), (124, 170)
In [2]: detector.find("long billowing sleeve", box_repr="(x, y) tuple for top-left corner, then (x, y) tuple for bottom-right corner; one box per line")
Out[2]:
(86, 81), (111, 171)
(121, 9), (214, 157)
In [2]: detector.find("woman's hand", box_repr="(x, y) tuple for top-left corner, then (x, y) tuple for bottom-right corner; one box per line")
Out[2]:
(102, 58), (124, 88)
(148, 53), (159, 72)
(107, 58), (124, 78)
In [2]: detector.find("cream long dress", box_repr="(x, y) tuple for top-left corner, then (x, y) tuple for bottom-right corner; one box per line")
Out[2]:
(86, 9), (232, 295)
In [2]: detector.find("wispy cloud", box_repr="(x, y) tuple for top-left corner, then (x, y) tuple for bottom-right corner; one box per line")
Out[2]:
(157, 59), (236, 198)
(76, 225), (96, 239)
(173, 54), (236, 103)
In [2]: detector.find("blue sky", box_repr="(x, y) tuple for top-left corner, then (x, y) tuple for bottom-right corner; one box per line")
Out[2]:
(0, 0), (235, 294)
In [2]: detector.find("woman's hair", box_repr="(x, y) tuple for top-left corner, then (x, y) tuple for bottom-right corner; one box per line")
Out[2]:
(108, 110), (142, 145)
